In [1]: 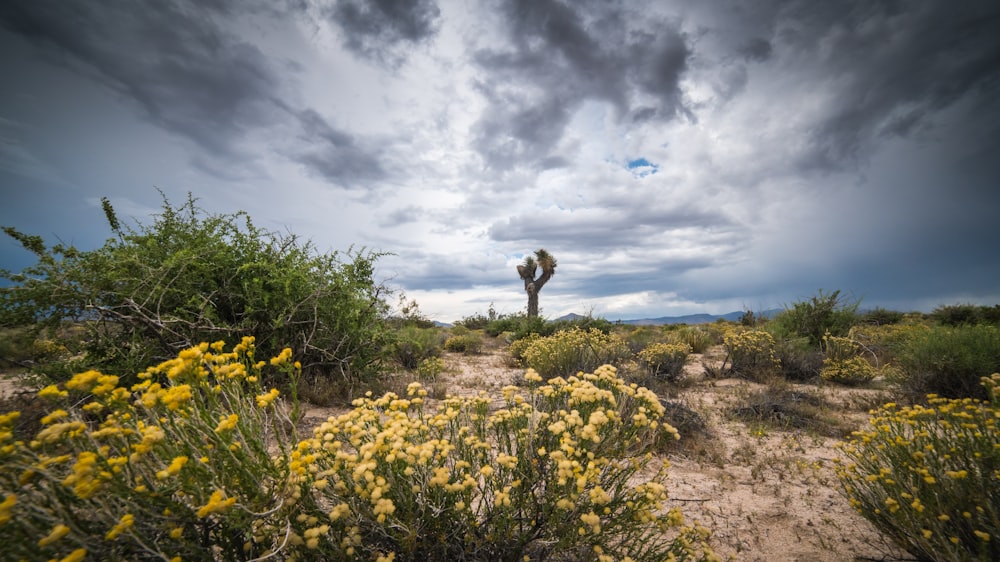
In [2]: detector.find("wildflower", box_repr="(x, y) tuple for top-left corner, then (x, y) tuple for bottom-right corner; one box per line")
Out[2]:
(580, 511), (601, 534)
(38, 385), (68, 400)
(197, 490), (236, 518)
(974, 530), (991, 542)
(270, 347), (293, 366)
(60, 549), (87, 562)
(38, 523), (71, 547)
(157, 456), (189, 479)
(105, 513), (135, 540)
(256, 389), (280, 408)
(215, 414), (239, 433)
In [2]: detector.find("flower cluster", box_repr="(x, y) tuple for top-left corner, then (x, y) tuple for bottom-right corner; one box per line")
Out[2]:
(835, 373), (1000, 561)
(638, 342), (692, 382)
(1, 341), (717, 561)
(516, 327), (633, 378)
(0, 337), (302, 561)
(723, 329), (780, 380)
(286, 363), (713, 560)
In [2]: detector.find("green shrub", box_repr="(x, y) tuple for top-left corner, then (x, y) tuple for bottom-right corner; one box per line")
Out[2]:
(849, 323), (930, 370)
(859, 307), (905, 326)
(774, 337), (824, 382)
(443, 333), (483, 354)
(897, 324), (1000, 400)
(722, 329), (780, 381)
(391, 326), (443, 369)
(768, 289), (860, 347)
(931, 304), (1000, 326)
(0, 343), (719, 561)
(0, 194), (391, 390)
(668, 326), (714, 354)
(416, 357), (446, 381)
(519, 328), (633, 379)
(623, 326), (664, 354)
(638, 342), (691, 382)
(835, 374), (1000, 561)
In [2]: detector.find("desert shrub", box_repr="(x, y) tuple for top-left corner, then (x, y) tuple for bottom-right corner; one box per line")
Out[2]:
(416, 357), (446, 381)
(897, 324), (1000, 400)
(519, 328), (632, 379)
(391, 326), (443, 369)
(485, 312), (549, 339)
(638, 342), (691, 382)
(820, 335), (877, 385)
(850, 323), (931, 369)
(296, 365), (717, 561)
(774, 337), (824, 382)
(860, 307), (905, 326)
(0, 194), (391, 390)
(443, 333), (483, 354)
(667, 326), (714, 354)
(768, 289), (860, 347)
(623, 326), (664, 354)
(0, 338), (304, 561)
(835, 374), (1000, 561)
(723, 329), (780, 381)
(931, 304), (1000, 327)
(506, 333), (540, 367)
(727, 382), (851, 437)
(0, 343), (720, 562)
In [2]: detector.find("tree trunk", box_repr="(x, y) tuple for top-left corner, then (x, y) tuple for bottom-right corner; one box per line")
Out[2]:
(526, 283), (539, 318)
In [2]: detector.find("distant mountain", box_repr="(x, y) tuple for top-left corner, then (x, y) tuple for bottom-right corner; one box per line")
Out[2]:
(554, 309), (782, 325)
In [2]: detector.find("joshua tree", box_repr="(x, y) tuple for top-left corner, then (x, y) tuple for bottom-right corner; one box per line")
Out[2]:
(516, 248), (557, 318)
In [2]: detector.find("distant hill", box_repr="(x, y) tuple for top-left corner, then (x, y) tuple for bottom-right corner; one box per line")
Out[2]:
(554, 309), (782, 325)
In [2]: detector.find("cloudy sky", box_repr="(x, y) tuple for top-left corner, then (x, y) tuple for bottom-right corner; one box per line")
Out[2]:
(1, 0), (998, 322)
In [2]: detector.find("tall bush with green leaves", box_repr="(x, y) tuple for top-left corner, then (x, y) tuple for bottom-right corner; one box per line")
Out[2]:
(768, 289), (860, 347)
(897, 324), (1000, 400)
(0, 194), (391, 390)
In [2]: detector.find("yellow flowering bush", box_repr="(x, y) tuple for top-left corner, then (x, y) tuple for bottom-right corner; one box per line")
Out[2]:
(291, 365), (716, 560)
(0, 337), (303, 561)
(820, 335), (876, 385)
(835, 373), (1000, 561)
(518, 328), (633, 379)
(722, 329), (780, 381)
(1, 340), (717, 561)
(638, 343), (692, 382)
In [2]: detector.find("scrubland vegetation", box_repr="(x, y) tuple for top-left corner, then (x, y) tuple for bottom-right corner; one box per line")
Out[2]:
(1, 199), (998, 560)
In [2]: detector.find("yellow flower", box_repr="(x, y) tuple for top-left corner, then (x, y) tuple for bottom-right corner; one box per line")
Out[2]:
(105, 513), (135, 540)
(38, 385), (68, 400)
(974, 530), (991, 542)
(270, 347), (293, 366)
(38, 523), (71, 547)
(214, 414), (239, 433)
(157, 456), (189, 480)
(197, 490), (236, 518)
(60, 549), (87, 562)
(170, 526), (184, 539)
(256, 389), (280, 408)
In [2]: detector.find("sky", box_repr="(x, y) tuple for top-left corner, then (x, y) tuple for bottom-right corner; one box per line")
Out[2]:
(1, 0), (999, 323)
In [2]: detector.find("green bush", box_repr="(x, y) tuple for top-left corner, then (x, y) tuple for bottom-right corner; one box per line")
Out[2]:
(722, 329), (780, 381)
(0, 345), (718, 561)
(774, 337), (824, 382)
(667, 327), (714, 354)
(623, 326), (664, 354)
(0, 194), (391, 390)
(835, 374), (1000, 561)
(443, 333), (483, 354)
(519, 328), (633, 379)
(931, 304), (1000, 326)
(768, 289), (860, 348)
(859, 307), (905, 326)
(638, 342), (691, 382)
(391, 326), (443, 369)
(416, 357), (446, 381)
(897, 324), (1000, 400)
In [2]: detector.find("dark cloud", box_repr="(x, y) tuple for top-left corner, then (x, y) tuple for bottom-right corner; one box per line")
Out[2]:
(471, 0), (691, 170)
(290, 109), (387, 187)
(0, 0), (285, 161)
(773, 1), (1000, 172)
(326, 0), (441, 66)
